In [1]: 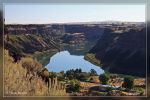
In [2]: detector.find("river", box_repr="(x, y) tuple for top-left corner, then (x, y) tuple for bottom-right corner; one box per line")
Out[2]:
(35, 41), (104, 75)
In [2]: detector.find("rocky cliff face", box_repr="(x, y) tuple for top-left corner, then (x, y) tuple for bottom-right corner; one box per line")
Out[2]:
(89, 28), (146, 77)
(4, 24), (104, 60)
(64, 25), (104, 40)
(4, 25), (62, 60)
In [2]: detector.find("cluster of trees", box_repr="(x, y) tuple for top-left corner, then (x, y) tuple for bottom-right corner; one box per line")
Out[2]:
(37, 68), (98, 92)
(65, 68), (98, 81)
(64, 68), (98, 92)
(39, 67), (134, 93)
(90, 69), (98, 76)
(65, 68), (85, 81)
(99, 73), (134, 90)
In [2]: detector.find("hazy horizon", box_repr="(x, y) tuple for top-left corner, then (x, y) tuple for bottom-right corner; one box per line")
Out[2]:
(5, 5), (145, 24)
(4, 20), (145, 25)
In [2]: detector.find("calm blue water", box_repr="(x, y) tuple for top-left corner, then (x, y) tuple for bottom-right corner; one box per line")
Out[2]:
(45, 51), (104, 75)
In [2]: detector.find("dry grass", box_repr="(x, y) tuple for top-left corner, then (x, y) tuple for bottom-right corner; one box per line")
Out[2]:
(4, 50), (67, 96)
(134, 78), (146, 86)
(108, 78), (124, 86)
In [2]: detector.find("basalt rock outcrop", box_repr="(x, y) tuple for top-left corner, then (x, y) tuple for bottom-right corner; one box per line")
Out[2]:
(89, 28), (146, 77)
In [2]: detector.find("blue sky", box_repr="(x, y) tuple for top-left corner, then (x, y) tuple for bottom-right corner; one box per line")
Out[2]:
(5, 4), (145, 24)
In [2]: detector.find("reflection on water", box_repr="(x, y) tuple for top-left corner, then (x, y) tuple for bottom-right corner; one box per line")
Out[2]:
(35, 41), (104, 74)
(45, 51), (104, 75)
(33, 51), (57, 67)
(63, 41), (97, 56)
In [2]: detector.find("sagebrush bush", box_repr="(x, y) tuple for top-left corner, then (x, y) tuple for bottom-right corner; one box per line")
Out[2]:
(21, 57), (42, 76)
(66, 79), (81, 93)
(99, 73), (110, 85)
(122, 76), (134, 89)
(4, 50), (67, 96)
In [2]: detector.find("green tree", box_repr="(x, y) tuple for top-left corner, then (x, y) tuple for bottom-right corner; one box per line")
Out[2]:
(60, 71), (65, 76)
(90, 69), (97, 76)
(75, 68), (82, 73)
(122, 76), (134, 89)
(77, 73), (89, 81)
(49, 72), (57, 79)
(99, 73), (109, 85)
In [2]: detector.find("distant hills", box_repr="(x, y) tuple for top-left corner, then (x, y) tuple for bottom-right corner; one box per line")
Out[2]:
(5, 21), (145, 25)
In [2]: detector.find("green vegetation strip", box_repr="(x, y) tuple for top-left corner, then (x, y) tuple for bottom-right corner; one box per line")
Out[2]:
(84, 53), (101, 66)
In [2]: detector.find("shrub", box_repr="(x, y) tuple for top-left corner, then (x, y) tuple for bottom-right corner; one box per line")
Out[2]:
(4, 50), (67, 96)
(77, 73), (89, 81)
(42, 70), (49, 78)
(122, 76), (134, 89)
(4, 50), (48, 96)
(99, 73), (109, 85)
(59, 71), (65, 76)
(65, 69), (75, 80)
(66, 80), (81, 92)
(67, 75), (74, 80)
(49, 72), (57, 79)
(106, 87), (113, 91)
(57, 71), (65, 81)
(21, 57), (42, 76)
